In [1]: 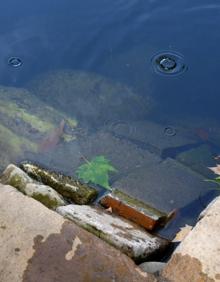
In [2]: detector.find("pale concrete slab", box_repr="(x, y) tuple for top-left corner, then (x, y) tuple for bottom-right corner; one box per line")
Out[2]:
(57, 204), (169, 262)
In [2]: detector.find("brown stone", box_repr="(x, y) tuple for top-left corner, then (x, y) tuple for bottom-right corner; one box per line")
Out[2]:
(161, 196), (220, 282)
(161, 254), (214, 282)
(100, 189), (169, 230)
(0, 184), (155, 282)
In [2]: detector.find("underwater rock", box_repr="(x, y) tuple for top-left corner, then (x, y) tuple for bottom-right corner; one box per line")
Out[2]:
(0, 164), (65, 209)
(176, 144), (215, 178)
(57, 204), (169, 262)
(0, 86), (77, 171)
(100, 189), (169, 230)
(20, 162), (98, 204)
(113, 158), (215, 213)
(27, 69), (153, 126)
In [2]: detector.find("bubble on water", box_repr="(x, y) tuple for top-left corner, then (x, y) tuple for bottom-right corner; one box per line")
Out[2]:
(151, 51), (187, 75)
(8, 57), (23, 68)
(164, 126), (177, 136)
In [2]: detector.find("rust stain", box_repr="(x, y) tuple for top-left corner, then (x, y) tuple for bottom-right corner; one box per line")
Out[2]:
(38, 119), (65, 153)
(22, 221), (150, 282)
(161, 253), (215, 282)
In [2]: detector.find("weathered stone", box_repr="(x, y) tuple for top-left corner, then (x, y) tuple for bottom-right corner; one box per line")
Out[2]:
(161, 196), (220, 282)
(100, 189), (169, 230)
(139, 261), (166, 274)
(113, 158), (215, 213)
(0, 164), (65, 209)
(0, 85), (77, 172)
(1, 164), (34, 193)
(57, 204), (169, 262)
(27, 70), (153, 127)
(0, 184), (155, 282)
(25, 183), (66, 209)
(21, 162), (98, 204)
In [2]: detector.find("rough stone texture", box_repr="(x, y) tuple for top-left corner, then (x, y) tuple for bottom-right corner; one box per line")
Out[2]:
(161, 196), (220, 282)
(100, 189), (168, 230)
(57, 204), (169, 262)
(139, 261), (166, 274)
(113, 158), (215, 213)
(21, 162), (98, 205)
(0, 184), (155, 282)
(0, 164), (65, 209)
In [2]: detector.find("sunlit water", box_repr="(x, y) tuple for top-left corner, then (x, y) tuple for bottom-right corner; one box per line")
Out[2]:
(0, 0), (220, 238)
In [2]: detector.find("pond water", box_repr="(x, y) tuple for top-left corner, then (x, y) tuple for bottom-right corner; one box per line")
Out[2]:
(0, 0), (220, 238)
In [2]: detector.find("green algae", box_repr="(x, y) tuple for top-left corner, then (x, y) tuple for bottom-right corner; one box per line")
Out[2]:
(21, 163), (98, 204)
(0, 123), (37, 154)
(32, 192), (59, 209)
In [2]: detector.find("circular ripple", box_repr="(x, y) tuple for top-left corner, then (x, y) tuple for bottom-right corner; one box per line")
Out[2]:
(164, 126), (177, 136)
(151, 51), (187, 75)
(8, 57), (23, 68)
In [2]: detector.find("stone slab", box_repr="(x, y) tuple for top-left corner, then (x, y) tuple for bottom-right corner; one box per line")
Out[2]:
(113, 158), (215, 213)
(0, 184), (155, 282)
(57, 204), (169, 262)
(0, 164), (65, 209)
(161, 196), (220, 282)
(99, 189), (168, 230)
(106, 120), (197, 154)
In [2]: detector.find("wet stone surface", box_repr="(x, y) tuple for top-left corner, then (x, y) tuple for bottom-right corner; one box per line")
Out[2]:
(57, 204), (169, 262)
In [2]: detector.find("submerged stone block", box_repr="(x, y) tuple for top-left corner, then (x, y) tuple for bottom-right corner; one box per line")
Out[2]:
(113, 158), (215, 213)
(57, 204), (169, 262)
(20, 162), (98, 205)
(100, 189), (169, 230)
(0, 164), (65, 209)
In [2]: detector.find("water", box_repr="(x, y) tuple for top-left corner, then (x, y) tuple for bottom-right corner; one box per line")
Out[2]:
(0, 0), (220, 238)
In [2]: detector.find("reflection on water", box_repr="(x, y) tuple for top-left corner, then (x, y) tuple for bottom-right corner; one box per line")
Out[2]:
(0, 0), (219, 237)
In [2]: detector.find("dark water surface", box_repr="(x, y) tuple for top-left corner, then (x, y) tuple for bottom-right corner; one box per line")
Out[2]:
(0, 0), (220, 238)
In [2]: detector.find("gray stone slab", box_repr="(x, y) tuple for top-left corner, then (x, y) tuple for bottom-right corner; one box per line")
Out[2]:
(78, 131), (161, 182)
(113, 158), (215, 213)
(57, 204), (169, 262)
(105, 120), (197, 154)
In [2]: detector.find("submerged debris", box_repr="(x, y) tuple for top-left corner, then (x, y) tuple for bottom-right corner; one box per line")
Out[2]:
(20, 162), (98, 204)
